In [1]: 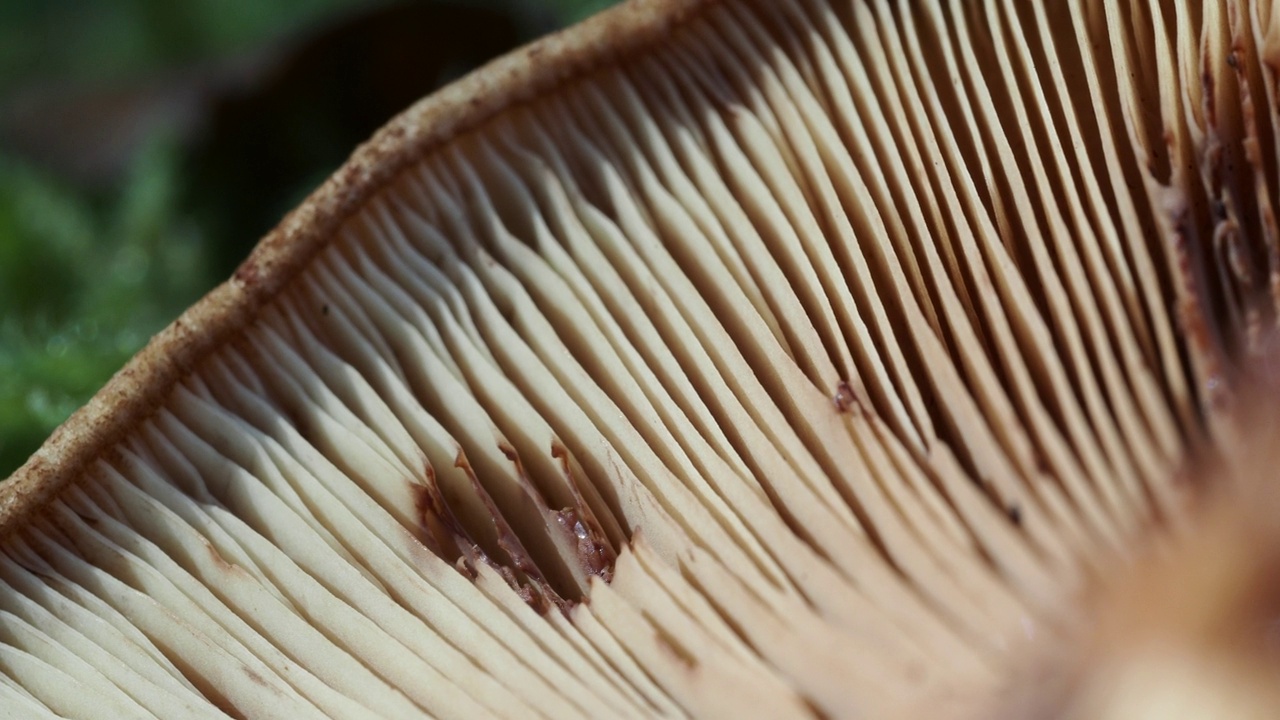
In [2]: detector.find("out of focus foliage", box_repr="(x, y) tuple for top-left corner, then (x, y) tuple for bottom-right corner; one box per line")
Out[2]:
(0, 0), (615, 477)
(0, 137), (205, 476)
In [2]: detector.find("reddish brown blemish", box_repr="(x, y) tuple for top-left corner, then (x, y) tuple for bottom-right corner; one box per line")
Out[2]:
(1007, 504), (1023, 527)
(454, 451), (549, 590)
(454, 555), (478, 580)
(204, 539), (236, 572)
(555, 507), (615, 582)
(832, 380), (860, 414)
(516, 581), (552, 616)
(410, 463), (466, 562)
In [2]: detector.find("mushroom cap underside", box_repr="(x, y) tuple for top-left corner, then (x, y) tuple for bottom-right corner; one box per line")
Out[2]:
(3, 0), (1280, 717)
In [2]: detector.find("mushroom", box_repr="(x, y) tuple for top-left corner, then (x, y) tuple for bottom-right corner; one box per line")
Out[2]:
(3, 0), (1278, 717)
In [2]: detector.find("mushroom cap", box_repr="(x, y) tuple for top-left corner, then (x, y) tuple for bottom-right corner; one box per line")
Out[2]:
(3, 0), (1279, 716)
(1, 0), (705, 532)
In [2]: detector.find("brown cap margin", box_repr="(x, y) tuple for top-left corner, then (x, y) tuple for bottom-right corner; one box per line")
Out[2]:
(0, 0), (717, 536)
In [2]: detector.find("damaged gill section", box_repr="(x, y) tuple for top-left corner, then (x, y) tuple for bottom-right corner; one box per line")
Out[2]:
(2, 0), (1278, 717)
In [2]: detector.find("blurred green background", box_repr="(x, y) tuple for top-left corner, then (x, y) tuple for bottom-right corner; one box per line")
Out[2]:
(0, 0), (615, 478)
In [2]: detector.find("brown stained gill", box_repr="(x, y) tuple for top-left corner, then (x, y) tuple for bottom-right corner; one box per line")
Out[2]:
(243, 669), (268, 688)
(550, 438), (625, 550)
(414, 450), (583, 611)
(411, 464), (468, 563)
(515, 576), (555, 616)
(9, 0), (1280, 716)
(653, 627), (698, 671)
(555, 506), (615, 582)
(453, 554), (478, 581)
(453, 452), (553, 592)
(832, 379), (861, 414)
(1006, 504), (1022, 527)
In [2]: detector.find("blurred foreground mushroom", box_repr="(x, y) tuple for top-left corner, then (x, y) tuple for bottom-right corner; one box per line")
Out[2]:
(3, 0), (1280, 717)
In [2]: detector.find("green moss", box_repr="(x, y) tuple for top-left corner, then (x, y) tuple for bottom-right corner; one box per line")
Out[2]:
(0, 137), (213, 476)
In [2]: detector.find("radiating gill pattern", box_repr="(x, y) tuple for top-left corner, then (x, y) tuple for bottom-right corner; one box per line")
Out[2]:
(3, 0), (1278, 717)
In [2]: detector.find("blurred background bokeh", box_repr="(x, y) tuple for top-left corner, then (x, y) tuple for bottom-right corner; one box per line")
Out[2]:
(0, 0), (616, 478)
